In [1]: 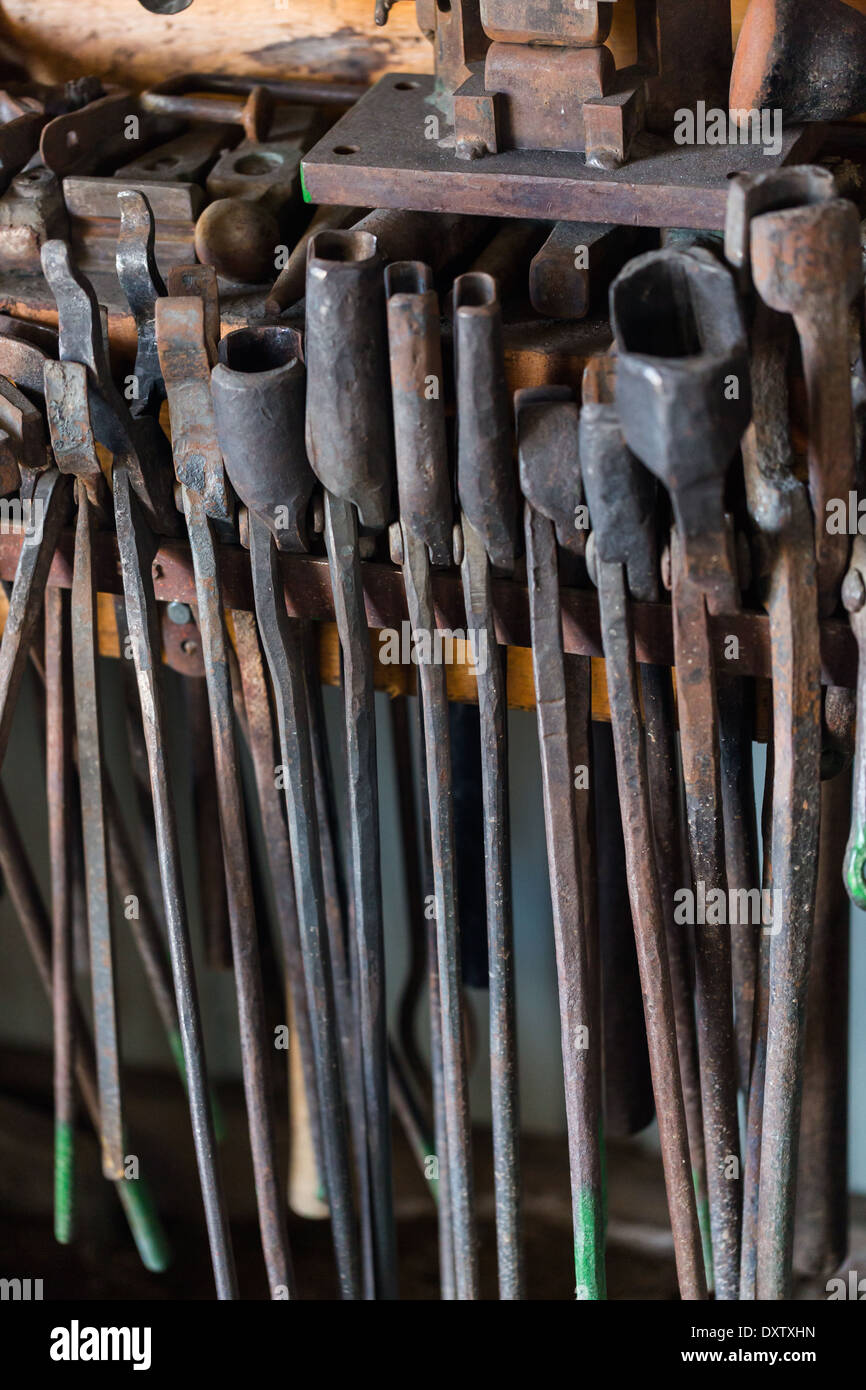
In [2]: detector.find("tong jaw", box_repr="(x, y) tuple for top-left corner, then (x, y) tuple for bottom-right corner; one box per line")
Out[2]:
(612, 248), (751, 611)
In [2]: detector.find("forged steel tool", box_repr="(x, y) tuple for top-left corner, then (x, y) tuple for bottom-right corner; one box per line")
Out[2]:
(230, 607), (326, 1216)
(13, 311), (208, 1134)
(726, 169), (825, 1301)
(518, 385), (605, 1301)
(612, 247), (751, 1300)
(385, 260), (477, 1300)
(745, 190), (859, 617)
(580, 349), (706, 1300)
(304, 227), (397, 1300)
(154, 266), (294, 1294)
(45, 586), (75, 1243)
(0, 783), (171, 1271)
(212, 324), (362, 1299)
(452, 269), (522, 1298)
(43, 354), (124, 1181)
(718, 673), (761, 1096)
(40, 231), (237, 1298)
(795, 751), (852, 1280)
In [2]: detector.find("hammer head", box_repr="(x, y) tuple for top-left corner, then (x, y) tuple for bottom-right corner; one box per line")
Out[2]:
(611, 248), (751, 545)
(731, 0), (866, 124)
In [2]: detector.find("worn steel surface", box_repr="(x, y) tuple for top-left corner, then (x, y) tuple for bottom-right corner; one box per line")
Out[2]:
(613, 248), (750, 1301)
(485, 42), (614, 155)
(45, 586), (75, 1243)
(40, 237), (177, 536)
(113, 462), (237, 1297)
(519, 389), (605, 1300)
(581, 350), (707, 1300)
(305, 229), (397, 1298)
(750, 197), (860, 615)
(386, 260), (479, 1299)
(43, 231), (236, 1295)
(478, 0), (612, 45)
(0, 782), (171, 1271)
(794, 760), (851, 1279)
(232, 608), (325, 1207)
(452, 268), (521, 1298)
(731, 0), (866, 123)
(305, 229), (394, 530)
(154, 250), (294, 1296)
(212, 332), (362, 1300)
(729, 176), (824, 1298)
(300, 75), (818, 231)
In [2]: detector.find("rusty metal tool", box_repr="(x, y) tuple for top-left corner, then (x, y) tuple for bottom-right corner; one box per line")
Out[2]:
(795, 738), (852, 1281)
(230, 607), (326, 1216)
(0, 781), (171, 1272)
(5, 309), (208, 1125)
(740, 742), (774, 1300)
(451, 269), (522, 1297)
(385, 259), (477, 1299)
(580, 348), (706, 1300)
(638, 624), (713, 1284)
(39, 237), (177, 536)
(45, 585), (74, 1243)
(141, 73), (272, 142)
(305, 227), (397, 1299)
(731, 0), (866, 124)
(718, 672), (761, 1095)
(212, 323), (361, 1299)
(528, 222), (640, 321)
(265, 204), (357, 316)
(613, 247), (751, 1300)
(40, 229), (237, 1298)
(518, 385), (606, 1300)
(390, 691), (429, 1099)
(43, 354), (125, 1182)
(745, 191), (859, 617)
(150, 245), (294, 1293)
(726, 170), (827, 1300)
(0, 459), (70, 785)
(406, 682), (456, 1297)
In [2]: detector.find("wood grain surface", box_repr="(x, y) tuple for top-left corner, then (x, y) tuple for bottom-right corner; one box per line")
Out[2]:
(7, 1), (866, 92)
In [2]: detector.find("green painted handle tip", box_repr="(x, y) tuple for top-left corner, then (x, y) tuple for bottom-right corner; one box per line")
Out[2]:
(54, 1120), (75, 1246)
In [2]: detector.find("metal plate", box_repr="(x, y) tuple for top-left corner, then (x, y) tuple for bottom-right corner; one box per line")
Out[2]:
(302, 75), (822, 231)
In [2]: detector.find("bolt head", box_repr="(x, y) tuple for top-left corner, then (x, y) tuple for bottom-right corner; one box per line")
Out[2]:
(842, 567), (866, 614)
(167, 600), (193, 625)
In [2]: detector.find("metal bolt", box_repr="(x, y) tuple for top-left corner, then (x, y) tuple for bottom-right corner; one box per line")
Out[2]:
(842, 566), (866, 614)
(167, 601), (193, 625)
(388, 521), (403, 567)
(452, 522), (464, 567)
